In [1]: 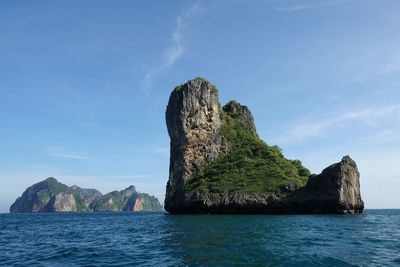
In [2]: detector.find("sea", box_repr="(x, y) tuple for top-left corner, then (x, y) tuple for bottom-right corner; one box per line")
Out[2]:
(0, 209), (399, 266)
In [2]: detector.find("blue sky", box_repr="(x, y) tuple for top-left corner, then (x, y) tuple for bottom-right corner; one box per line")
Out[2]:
(1, 0), (399, 212)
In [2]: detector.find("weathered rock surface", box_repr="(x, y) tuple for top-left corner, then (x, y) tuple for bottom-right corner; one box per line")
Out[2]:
(70, 185), (102, 210)
(165, 78), (229, 212)
(50, 192), (77, 212)
(223, 100), (256, 133)
(92, 186), (163, 212)
(164, 78), (364, 214)
(290, 155), (364, 213)
(10, 178), (163, 213)
(179, 156), (364, 214)
(10, 177), (72, 213)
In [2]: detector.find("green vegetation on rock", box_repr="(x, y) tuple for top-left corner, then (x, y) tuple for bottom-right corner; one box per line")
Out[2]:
(185, 103), (310, 196)
(37, 189), (51, 205)
(174, 83), (186, 92)
(93, 190), (128, 211)
(210, 85), (218, 97)
(174, 77), (219, 96)
(72, 192), (89, 211)
(38, 178), (88, 211)
(45, 177), (70, 193)
(137, 193), (164, 211)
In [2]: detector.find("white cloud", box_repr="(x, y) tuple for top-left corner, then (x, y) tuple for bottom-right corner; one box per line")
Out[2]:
(382, 51), (400, 74)
(163, 17), (184, 66)
(141, 72), (154, 95)
(278, 105), (400, 144)
(45, 147), (94, 160)
(276, 4), (314, 12)
(276, 0), (352, 12)
(340, 50), (400, 87)
(153, 146), (170, 157)
(141, 2), (200, 94)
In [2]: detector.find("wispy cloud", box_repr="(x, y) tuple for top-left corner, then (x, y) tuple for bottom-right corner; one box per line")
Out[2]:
(153, 146), (170, 157)
(382, 51), (400, 74)
(45, 147), (94, 160)
(277, 105), (400, 144)
(276, 0), (352, 12)
(141, 2), (200, 94)
(163, 18), (184, 67)
(340, 50), (400, 86)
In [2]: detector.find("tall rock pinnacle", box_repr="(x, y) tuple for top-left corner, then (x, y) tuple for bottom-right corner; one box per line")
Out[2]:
(165, 78), (228, 212)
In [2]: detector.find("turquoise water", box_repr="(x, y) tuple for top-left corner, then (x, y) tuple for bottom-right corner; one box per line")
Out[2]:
(1, 210), (399, 266)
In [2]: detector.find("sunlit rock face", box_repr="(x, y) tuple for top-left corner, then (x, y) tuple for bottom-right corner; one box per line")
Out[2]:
(165, 78), (229, 212)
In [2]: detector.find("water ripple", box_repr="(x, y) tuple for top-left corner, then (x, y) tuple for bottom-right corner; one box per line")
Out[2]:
(0, 210), (399, 266)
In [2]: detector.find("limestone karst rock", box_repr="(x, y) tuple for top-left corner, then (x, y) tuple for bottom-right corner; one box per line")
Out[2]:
(10, 178), (163, 213)
(164, 77), (364, 214)
(50, 192), (77, 212)
(295, 155), (364, 213)
(165, 78), (229, 212)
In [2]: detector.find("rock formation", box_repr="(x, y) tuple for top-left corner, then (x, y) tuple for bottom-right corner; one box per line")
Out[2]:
(165, 78), (229, 212)
(290, 155), (364, 213)
(222, 100), (256, 133)
(10, 178), (163, 213)
(50, 192), (77, 212)
(164, 77), (364, 214)
(91, 185), (162, 212)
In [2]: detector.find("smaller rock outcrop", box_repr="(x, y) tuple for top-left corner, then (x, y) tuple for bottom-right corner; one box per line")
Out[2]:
(222, 100), (256, 133)
(291, 155), (364, 213)
(10, 178), (163, 213)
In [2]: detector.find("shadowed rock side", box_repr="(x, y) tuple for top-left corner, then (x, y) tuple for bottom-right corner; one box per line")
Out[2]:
(10, 178), (163, 213)
(287, 155), (364, 213)
(164, 78), (364, 214)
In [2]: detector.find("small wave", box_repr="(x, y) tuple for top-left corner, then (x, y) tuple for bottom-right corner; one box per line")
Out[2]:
(295, 256), (358, 267)
(1, 210), (400, 266)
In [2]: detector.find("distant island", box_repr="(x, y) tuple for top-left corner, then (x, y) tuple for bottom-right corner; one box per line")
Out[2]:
(10, 177), (163, 213)
(164, 77), (364, 214)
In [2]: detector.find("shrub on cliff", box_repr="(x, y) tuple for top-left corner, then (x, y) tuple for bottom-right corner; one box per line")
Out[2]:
(185, 103), (310, 196)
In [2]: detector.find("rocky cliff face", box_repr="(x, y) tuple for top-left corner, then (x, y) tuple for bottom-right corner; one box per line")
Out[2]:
(10, 177), (74, 212)
(164, 78), (364, 214)
(50, 193), (77, 212)
(10, 178), (163, 213)
(70, 185), (102, 210)
(165, 78), (229, 212)
(223, 100), (256, 133)
(92, 186), (163, 212)
(293, 155), (364, 213)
